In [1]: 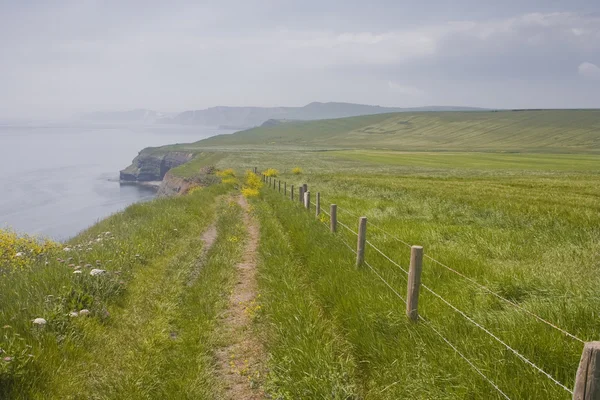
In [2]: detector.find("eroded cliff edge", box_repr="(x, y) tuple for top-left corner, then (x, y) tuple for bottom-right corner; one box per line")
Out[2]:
(120, 150), (194, 182)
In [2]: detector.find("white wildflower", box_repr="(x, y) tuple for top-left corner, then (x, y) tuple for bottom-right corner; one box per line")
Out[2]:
(32, 318), (47, 325)
(90, 269), (105, 276)
(15, 252), (23, 257)
(73, 270), (82, 274)
(79, 309), (90, 316)
(68, 312), (78, 318)
(63, 247), (71, 252)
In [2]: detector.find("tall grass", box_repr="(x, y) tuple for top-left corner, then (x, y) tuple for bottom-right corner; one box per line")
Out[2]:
(0, 183), (232, 398)
(251, 157), (599, 399)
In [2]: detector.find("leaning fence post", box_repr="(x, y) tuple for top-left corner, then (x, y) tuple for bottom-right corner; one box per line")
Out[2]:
(316, 192), (320, 217)
(291, 185), (294, 201)
(304, 191), (310, 210)
(406, 245), (424, 321)
(330, 204), (337, 233)
(356, 217), (367, 267)
(574, 341), (600, 399)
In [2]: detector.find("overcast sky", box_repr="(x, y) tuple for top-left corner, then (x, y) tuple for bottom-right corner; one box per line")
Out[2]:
(1, 0), (599, 118)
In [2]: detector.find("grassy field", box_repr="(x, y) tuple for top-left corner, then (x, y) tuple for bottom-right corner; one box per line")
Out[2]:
(159, 109), (600, 155)
(199, 147), (596, 399)
(2, 109), (600, 398)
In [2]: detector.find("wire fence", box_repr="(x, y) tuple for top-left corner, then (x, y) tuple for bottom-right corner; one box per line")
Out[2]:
(260, 174), (590, 398)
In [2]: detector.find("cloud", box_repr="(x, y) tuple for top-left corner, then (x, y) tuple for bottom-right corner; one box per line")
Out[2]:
(578, 62), (600, 79)
(387, 82), (425, 96)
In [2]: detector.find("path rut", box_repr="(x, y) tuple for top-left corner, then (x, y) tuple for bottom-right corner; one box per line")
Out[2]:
(215, 195), (265, 399)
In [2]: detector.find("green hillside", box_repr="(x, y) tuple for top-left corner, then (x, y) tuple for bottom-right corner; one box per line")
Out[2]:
(193, 109), (600, 153)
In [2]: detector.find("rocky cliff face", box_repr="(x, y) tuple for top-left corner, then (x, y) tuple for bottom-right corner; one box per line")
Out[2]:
(157, 166), (220, 197)
(120, 151), (193, 182)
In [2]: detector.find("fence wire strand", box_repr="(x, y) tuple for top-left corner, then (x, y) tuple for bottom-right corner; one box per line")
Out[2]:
(420, 283), (573, 394)
(333, 203), (584, 344)
(419, 315), (512, 400)
(274, 180), (580, 396)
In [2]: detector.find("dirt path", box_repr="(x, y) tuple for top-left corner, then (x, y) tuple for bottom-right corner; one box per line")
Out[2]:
(215, 195), (265, 399)
(187, 222), (218, 286)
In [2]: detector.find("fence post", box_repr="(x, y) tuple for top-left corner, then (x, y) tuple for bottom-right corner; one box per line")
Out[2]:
(291, 185), (294, 201)
(273, 178), (276, 190)
(356, 217), (367, 267)
(574, 342), (600, 399)
(284, 181), (287, 194)
(406, 245), (424, 321)
(303, 183), (308, 194)
(299, 185), (304, 203)
(330, 204), (337, 233)
(304, 191), (310, 210)
(316, 192), (320, 217)
(278, 180), (281, 193)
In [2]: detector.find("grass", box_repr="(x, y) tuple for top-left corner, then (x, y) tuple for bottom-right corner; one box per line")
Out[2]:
(245, 152), (600, 399)
(4, 108), (600, 398)
(0, 182), (235, 399)
(154, 109), (600, 153)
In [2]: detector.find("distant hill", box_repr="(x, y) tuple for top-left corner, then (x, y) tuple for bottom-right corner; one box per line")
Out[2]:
(194, 109), (600, 153)
(79, 109), (172, 123)
(159, 102), (486, 128)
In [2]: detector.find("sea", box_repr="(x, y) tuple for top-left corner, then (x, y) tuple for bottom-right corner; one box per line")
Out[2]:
(0, 122), (233, 241)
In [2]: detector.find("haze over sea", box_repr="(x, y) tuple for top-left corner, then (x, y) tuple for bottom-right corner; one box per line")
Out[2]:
(0, 122), (231, 240)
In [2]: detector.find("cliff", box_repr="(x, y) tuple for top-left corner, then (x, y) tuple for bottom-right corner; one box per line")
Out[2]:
(157, 166), (220, 196)
(120, 151), (194, 182)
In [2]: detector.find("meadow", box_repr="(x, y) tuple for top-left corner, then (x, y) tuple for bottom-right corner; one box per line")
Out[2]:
(225, 149), (600, 399)
(2, 109), (599, 398)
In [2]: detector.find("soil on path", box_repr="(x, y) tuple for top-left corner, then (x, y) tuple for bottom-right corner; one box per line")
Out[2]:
(215, 195), (265, 399)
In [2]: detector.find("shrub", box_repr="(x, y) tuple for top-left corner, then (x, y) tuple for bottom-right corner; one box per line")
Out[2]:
(292, 167), (302, 175)
(216, 168), (235, 178)
(221, 177), (238, 185)
(245, 170), (263, 190)
(241, 188), (260, 198)
(186, 185), (202, 195)
(0, 230), (59, 270)
(263, 168), (279, 177)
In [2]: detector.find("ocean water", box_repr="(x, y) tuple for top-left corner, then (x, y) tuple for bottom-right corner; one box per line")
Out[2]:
(0, 122), (232, 241)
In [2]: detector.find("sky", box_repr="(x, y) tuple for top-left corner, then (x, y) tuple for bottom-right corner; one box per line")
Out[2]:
(1, 0), (599, 118)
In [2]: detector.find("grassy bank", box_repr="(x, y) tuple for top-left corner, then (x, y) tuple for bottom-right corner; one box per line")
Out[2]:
(0, 183), (234, 399)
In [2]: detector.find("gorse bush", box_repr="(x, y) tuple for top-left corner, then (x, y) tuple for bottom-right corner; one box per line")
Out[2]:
(242, 170), (263, 198)
(216, 168), (235, 178)
(0, 230), (59, 270)
(263, 168), (278, 177)
(292, 167), (302, 175)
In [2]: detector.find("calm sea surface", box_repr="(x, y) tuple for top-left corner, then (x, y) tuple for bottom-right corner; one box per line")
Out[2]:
(0, 122), (232, 241)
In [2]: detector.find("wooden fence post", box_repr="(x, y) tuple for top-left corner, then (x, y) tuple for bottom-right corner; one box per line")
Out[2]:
(574, 342), (600, 399)
(253, 167), (257, 174)
(330, 204), (337, 233)
(303, 183), (308, 194)
(278, 180), (281, 193)
(356, 217), (367, 267)
(291, 185), (294, 201)
(316, 192), (320, 217)
(273, 178), (276, 190)
(299, 186), (304, 203)
(284, 181), (287, 194)
(304, 191), (310, 210)
(406, 245), (424, 321)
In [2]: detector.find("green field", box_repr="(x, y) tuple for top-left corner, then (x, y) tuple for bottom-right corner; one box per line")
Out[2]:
(2, 110), (600, 399)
